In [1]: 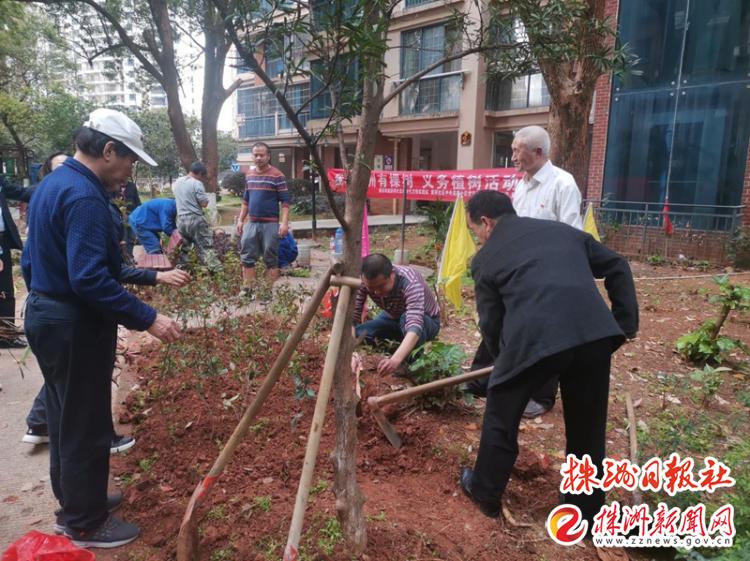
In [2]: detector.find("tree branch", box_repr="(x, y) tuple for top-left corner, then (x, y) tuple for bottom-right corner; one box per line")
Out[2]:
(213, 1), (347, 228)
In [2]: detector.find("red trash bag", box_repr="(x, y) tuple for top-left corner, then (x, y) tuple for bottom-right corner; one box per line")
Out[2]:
(1, 531), (95, 561)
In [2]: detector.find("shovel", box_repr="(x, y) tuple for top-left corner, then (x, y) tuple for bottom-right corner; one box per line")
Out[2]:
(367, 365), (494, 448)
(283, 284), (352, 561)
(176, 267), (333, 561)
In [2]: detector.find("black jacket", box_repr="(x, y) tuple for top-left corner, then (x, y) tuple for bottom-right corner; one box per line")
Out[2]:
(0, 176), (33, 250)
(471, 215), (639, 389)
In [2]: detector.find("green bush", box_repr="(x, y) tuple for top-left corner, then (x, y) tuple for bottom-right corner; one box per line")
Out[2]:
(676, 276), (750, 364)
(408, 341), (467, 408)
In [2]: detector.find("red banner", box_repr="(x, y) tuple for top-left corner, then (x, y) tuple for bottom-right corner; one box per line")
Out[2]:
(327, 168), (522, 201)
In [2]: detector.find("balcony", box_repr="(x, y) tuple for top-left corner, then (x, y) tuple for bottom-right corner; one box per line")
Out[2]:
(399, 71), (461, 116)
(404, 0), (437, 7)
(239, 112), (310, 140)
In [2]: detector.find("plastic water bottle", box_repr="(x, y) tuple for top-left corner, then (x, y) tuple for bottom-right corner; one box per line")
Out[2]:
(334, 227), (344, 254)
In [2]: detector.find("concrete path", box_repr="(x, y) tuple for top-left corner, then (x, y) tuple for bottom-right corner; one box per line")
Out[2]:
(0, 349), (58, 549)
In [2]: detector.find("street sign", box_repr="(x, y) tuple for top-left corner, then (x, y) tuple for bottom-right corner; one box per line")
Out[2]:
(231, 162), (240, 172)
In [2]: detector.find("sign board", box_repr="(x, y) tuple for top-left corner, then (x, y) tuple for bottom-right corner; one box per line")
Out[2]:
(230, 162), (240, 172)
(328, 168), (522, 202)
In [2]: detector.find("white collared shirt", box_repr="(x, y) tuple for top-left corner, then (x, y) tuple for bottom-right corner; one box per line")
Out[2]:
(512, 160), (583, 230)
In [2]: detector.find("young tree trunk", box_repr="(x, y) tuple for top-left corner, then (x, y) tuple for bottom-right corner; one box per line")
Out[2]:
(330, 55), (387, 557)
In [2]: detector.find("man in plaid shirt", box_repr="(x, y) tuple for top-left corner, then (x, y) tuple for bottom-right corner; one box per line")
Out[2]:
(353, 253), (440, 375)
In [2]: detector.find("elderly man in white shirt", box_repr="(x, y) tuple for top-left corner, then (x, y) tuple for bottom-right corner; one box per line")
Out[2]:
(511, 125), (583, 229)
(465, 125), (583, 419)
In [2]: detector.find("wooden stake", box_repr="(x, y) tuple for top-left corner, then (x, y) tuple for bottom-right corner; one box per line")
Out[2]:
(624, 392), (643, 505)
(283, 285), (352, 561)
(176, 268), (333, 561)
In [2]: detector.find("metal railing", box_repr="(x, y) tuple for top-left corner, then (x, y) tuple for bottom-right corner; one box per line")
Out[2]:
(584, 199), (745, 263)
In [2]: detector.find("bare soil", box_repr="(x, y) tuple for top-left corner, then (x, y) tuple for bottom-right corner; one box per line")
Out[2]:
(99, 261), (749, 561)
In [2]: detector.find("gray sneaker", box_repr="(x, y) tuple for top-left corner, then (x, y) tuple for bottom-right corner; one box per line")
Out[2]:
(64, 514), (139, 548)
(54, 492), (124, 534)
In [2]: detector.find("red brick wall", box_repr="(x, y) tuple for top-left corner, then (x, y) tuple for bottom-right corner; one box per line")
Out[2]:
(586, 0), (620, 202)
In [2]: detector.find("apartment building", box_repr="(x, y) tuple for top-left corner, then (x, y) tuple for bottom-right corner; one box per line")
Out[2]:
(233, 0), (750, 227)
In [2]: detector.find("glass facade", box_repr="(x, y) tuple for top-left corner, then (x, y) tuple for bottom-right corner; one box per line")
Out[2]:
(603, 0), (750, 211)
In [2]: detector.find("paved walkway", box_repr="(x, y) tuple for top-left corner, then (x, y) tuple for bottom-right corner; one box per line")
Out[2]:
(0, 349), (58, 548)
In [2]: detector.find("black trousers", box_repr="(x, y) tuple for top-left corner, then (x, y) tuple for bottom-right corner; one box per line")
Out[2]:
(0, 235), (15, 328)
(466, 339), (558, 408)
(470, 338), (614, 524)
(24, 293), (117, 531)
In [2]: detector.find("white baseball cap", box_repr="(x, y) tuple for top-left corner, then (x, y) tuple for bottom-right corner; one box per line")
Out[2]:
(83, 108), (157, 166)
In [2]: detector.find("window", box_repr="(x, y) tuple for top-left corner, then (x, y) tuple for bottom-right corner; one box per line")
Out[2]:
(237, 84), (311, 139)
(311, 0), (359, 30)
(310, 57), (361, 119)
(398, 23), (462, 115)
(401, 23), (461, 79)
(485, 72), (550, 111)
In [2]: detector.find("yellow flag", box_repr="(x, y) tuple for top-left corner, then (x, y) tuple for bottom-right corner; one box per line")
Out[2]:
(437, 197), (476, 308)
(583, 202), (601, 242)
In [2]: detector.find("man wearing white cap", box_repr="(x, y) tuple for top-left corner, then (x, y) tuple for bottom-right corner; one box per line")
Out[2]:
(22, 108), (181, 548)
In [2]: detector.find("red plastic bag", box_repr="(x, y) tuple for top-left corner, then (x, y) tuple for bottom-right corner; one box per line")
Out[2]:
(1, 531), (95, 561)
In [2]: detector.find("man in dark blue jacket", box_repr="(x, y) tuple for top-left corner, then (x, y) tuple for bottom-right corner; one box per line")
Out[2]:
(459, 191), (638, 530)
(22, 108), (182, 549)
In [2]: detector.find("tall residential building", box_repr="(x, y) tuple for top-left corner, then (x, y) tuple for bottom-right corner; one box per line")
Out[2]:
(233, 0), (750, 229)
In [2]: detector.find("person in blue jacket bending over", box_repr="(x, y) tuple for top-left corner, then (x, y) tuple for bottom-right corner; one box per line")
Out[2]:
(128, 198), (177, 254)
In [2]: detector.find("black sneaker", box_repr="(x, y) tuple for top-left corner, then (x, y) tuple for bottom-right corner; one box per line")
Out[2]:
(110, 435), (135, 454)
(54, 491), (124, 534)
(64, 514), (139, 548)
(22, 426), (49, 445)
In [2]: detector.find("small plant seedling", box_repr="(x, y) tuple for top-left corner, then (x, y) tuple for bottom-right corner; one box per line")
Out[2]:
(206, 504), (227, 520)
(253, 496), (272, 512)
(317, 517), (343, 555)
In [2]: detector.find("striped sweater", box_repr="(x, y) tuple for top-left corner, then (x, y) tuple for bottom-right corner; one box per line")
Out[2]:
(243, 165), (290, 222)
(353, 266), (440, 336)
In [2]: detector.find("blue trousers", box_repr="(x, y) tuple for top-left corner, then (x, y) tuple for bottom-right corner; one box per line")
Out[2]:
(355, 312), (440, 348)
(25, 293), (117, 531)
(131, 223), (162, 254)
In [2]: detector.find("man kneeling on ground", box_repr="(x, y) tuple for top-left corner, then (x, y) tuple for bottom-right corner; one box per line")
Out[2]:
(353, 253), (440, 376)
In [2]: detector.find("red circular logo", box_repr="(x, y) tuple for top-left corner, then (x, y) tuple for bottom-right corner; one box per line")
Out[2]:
(547, 504), (588, 546)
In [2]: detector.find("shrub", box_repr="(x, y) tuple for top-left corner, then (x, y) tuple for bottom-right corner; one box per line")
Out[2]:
(221, 172), (245, 197)
(676, 275), (750, 364)
(408, 341), (467, 408)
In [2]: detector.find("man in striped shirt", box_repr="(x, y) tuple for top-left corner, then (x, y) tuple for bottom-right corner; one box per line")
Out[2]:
(353, 253), (440, 375)
(237, 142), (290, 294)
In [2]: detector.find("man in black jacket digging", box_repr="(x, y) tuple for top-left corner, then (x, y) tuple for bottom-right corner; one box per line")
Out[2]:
(459, 191), (638, 528)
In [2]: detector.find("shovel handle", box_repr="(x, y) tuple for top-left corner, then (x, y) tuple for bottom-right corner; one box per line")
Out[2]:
(367, 365), (493, 409)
